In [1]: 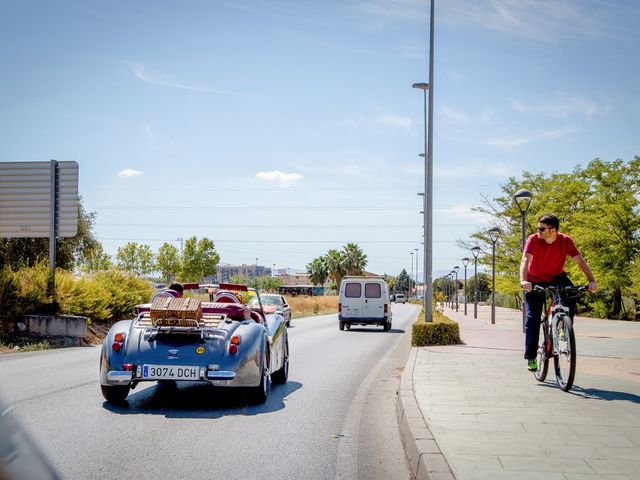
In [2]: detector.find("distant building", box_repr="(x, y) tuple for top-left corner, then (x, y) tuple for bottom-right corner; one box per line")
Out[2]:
(215, 264), (272, 283)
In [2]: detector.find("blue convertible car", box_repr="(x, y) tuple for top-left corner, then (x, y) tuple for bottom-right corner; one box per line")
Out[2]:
(99, 284), (289, 404)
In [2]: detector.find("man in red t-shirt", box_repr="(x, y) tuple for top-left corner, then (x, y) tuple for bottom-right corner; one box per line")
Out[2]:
(519, 214), (597, 371)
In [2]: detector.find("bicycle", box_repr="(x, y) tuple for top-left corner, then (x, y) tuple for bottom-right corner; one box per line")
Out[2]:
(532, 284), (587, 392)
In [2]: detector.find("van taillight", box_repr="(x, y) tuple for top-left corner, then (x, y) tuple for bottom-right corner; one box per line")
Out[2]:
(384, 304), (388, 313)
(338, 303), (342, 312)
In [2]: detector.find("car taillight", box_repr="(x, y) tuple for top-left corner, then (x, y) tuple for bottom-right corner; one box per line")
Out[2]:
(338, 303), (342, 312)
(229, 344), (238, 354)
(231, 335), (241, 345)
(123, 364), (134, 371)
(384, 304), (388, 313)
(112, 332), (126, 352)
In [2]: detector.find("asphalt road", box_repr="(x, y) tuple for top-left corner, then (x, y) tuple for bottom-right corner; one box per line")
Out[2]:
(0, 303), (420, 480)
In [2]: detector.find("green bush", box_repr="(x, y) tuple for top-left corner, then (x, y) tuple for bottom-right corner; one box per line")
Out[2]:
(412, 310), (461, 346)
(92, 270), (153, 321)
(1, 264), (154, 326)
(56, 271), (112, 323)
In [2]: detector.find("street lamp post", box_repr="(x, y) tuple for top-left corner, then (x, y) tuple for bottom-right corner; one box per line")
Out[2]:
(255, 257), (259, 278)
(461, 257), (469, 315)
(410, 252), (414, 298)
(413, 0), (434, 320)
(453, 265), (459, 311)
(471, 246), (481, 319)
(414, 248), (419, 298)
(488, 227), (501, 325)
(514, 188), (533, 333)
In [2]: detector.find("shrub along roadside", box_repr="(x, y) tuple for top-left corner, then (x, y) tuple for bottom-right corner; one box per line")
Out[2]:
(412, 309), (461, 346)
(0, 262), (154, 327)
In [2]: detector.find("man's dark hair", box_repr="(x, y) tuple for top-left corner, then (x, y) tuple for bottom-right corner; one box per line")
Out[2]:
(539, 214), (560, 230)
(168, 282), (184, 293)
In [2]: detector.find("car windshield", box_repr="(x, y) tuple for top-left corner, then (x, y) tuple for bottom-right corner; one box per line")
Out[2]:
(259, 296), (282, 306)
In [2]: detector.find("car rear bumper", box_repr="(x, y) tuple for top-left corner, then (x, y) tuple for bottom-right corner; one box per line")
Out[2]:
(339, 315), (390, 325)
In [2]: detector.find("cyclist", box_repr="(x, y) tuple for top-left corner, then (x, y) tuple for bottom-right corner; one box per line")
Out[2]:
(519, 214), (597, 371)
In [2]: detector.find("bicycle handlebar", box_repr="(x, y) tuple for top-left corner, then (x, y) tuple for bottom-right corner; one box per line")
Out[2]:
(533, 285), (588, 293)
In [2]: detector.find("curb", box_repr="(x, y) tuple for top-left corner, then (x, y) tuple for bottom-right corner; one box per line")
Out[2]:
(396, 348), (455, 480)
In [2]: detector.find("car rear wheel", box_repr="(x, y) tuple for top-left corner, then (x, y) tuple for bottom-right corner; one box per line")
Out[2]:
(101, 385), (130, 403)
(271, 341), (289, 385)
(339, 320), (345, 331)
(247, 354), (270, 405)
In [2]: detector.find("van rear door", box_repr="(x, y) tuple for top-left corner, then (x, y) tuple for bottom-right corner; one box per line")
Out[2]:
(362, 282), (383, 318)
(342, 281), (362, 318)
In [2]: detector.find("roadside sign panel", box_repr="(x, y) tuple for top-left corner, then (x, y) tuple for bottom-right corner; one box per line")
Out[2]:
(0, 161), (79, 238)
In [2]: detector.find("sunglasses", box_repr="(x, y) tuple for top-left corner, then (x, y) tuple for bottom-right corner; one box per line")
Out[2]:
(537, 227), (554, 232)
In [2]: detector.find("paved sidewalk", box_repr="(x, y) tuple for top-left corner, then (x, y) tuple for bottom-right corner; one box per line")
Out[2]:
(397, 304), (640, 480)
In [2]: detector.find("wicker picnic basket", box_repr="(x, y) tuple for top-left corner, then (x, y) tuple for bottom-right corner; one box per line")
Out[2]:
(150, 297), (203, 326)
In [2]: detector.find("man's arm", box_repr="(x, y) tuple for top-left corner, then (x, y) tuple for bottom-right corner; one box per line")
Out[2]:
(572, 255), (597, 292)
(520, 253), (533, 292)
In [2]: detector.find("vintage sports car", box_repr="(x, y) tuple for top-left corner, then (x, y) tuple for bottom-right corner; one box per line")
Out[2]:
(99, 283), (289, 404)
(248, 293), (292, 327)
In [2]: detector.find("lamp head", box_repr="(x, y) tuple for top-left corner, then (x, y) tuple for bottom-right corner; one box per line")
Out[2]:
(462, 257), (470, 267)
(412, 82), (429, 91)
(514, 188), (533, 214)
(488, 226), (502, 243)
(471, 246), (481, 258)
(453, 266), (459, 273)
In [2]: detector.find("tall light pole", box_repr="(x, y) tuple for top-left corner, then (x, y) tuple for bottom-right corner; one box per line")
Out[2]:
(410, 252), (414, 298)
(255, 257), (259, 278)
(514, 188), (533, 332)
(488, 227), (501, 325)
(449, 272), (455, 308)
(453, 265), (459, 311)
(413, 0), (434, 320)
(272, 263), (276, 278)
(471, 246), (481, 319)
(414, 248), (419, 297)
(461, 257), (469, 315)
(176, 237), (183, 255)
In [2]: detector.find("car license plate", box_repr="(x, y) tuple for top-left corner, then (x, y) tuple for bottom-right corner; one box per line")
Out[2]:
(142, 365), (200, 380)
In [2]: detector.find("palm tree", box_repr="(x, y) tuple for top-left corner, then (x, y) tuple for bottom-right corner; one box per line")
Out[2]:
(341, 243), (367, 275)
(325, 249), (346, 286)
(306, 256), (328, 286)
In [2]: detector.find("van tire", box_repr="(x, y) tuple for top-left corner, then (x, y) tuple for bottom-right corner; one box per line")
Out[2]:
(339, 320), (345, 331)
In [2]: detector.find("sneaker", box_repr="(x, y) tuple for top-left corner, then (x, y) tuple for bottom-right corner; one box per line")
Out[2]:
(527, 359), (538, 371)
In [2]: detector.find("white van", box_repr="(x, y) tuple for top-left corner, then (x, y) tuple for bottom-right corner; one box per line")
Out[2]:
(338, 276), (392, 331)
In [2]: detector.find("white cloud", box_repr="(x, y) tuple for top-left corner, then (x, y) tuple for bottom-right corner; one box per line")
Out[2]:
(129, 63), (252, 98)
(510, 96), (601, 119)
(359, 0), (614, 42)
(440, 106), (469, 125)
(119, 169), (143, 178)
(374, 114), (413, 128)
(486, 126), (580, 148)
(439, 204), (493, 224)
(256, 170), (304, 187)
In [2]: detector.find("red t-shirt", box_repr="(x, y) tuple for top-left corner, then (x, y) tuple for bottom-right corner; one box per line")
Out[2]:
(524, 232), (580, 282)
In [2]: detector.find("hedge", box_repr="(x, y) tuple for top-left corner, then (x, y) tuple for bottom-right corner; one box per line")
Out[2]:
(411, 310), (462, 346)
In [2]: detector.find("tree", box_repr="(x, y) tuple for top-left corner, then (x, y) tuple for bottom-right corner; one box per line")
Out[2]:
(116, 242), (154, 276)
(341, 242), (367, 275)
(251, 276), (283, 292)
(325, 249), (346, 286)
(465, 157), (640, 319)
(80, 243), (112, 273)
(395, 269), (412, 294)
(156, 243), (181, 283)
(179, 236), (220, 282)
(306, 256), (328, 286)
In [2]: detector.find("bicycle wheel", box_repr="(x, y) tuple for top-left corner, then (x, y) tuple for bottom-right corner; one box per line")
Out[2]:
(534, 320), (549, 382)
(553, 314), (576, 391)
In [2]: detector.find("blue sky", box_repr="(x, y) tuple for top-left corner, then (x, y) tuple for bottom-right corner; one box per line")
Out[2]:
(1, 0), (639, 279)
